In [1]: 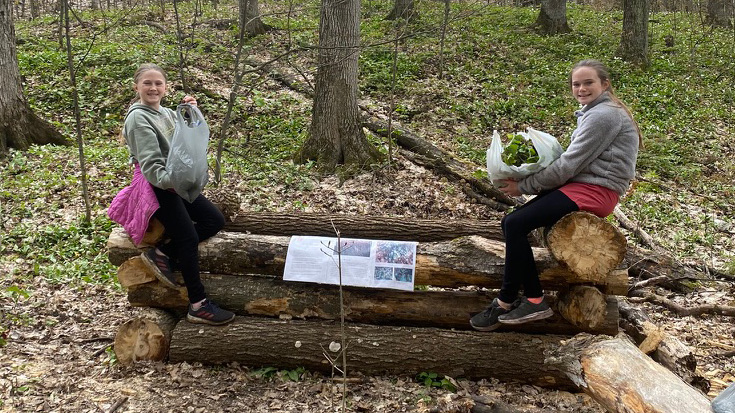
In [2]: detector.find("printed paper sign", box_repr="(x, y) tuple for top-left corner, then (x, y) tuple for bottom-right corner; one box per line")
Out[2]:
(283, 236), (417, 291)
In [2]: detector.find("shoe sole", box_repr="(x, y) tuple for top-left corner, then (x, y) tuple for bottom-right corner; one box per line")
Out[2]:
(140, 252), (180, 289)
(470, 321), (502, 332)
(498, 308), (554, 325)
(186, 313), (236, 326)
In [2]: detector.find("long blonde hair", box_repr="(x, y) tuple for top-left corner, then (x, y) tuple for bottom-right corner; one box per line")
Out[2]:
(570, 59), (643, 147)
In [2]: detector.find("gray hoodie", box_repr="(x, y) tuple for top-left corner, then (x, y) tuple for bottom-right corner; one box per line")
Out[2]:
(123, 103), (176, 190)
(518, 92), (639, 197)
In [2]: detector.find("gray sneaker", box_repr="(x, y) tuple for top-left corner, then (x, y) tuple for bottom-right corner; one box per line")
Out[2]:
(470, 298), (511, 332)
(497, 296), (553, 325)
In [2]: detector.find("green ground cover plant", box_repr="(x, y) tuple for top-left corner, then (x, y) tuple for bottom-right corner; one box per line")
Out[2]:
(4, 0), (734, 291)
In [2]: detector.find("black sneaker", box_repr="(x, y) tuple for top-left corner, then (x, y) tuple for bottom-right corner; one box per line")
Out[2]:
(141, 249), (178, 289)
(470, 298), (512, 332)
(187, 300), (235, 325)
(498, 296), (554, 325)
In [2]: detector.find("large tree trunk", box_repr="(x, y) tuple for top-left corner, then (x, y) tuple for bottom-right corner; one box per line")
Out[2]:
(239, 0), (271, 36)
(294, 0), (382, 172)
(169, 316), (575, 388)
(225, 211), (507, 242)
(617, 0), (650, 66)
(546, 334), (711, 413)
(121, 271), (620, 335)
(706, 0), (733, 27)
(108, 229), (629, 294)
(533, 0), (571, 34)
(0, 0), (68, 154)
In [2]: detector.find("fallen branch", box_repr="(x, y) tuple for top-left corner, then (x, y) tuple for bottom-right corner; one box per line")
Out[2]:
(629, 290), (735, 317)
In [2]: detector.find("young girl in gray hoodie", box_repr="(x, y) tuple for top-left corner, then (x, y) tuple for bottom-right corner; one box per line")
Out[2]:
(471, 59), (642, 331)
(122, 63), (234, 325)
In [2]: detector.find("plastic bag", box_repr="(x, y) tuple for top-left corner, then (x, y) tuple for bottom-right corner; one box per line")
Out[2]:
(486, 127), (563, 184)
(713, 381), (735, 413)
(166, 104), (210, 203)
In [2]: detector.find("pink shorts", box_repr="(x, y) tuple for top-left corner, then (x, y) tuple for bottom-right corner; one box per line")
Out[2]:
(559, 182), (619, 218)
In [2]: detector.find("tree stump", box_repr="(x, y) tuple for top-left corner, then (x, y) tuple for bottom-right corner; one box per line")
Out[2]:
(140, 218), (165, 247)
(113, 308), (181, 364)
(557, 286), (609, 330)
(546, 334), (711, 413)
(546, 212), (627, 279)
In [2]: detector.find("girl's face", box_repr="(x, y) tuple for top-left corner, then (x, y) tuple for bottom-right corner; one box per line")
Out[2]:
(134, 70), (167, 109)
(571, 66), (609, 106)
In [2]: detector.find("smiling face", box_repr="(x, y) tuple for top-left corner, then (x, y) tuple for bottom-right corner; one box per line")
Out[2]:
(133, 69), (167, 110)
(571, 66), (610, 106)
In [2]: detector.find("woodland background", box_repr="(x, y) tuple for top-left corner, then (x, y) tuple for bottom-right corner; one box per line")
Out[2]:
(0, 0), (734, 411)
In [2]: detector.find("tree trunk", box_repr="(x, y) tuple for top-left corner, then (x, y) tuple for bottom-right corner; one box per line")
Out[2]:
(706, 0), (733, 27)
(546, 334), (711, 413)
(239, 0), (271, 36)
(224, 211), (507, 242)
(618, 300), (708, 392)
(0, 0), (68, 154)
(533, 0), (571, 34)
(385, 0), (415, 21)
(169, 316), (575, 388)
(546, 212), (627, 280)
(122, 271), (620, 335)
(294, 0), (382, 172)
(617, 0), (650, 66)
(113, 308), (181, 364)
(108, 229), (630, 294)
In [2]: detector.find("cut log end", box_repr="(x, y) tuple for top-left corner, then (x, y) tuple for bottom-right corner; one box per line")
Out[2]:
(114, 309), (180, 365)
(557, 286), (609, 330)
(547, 212), (627, 279)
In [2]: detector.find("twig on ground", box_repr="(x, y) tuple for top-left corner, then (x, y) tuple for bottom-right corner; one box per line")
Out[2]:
(629, 290), (735, 317)
(106, 396), (128, 413)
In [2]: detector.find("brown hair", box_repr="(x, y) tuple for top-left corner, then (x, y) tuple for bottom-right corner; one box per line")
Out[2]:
(570, 59), (643, 147)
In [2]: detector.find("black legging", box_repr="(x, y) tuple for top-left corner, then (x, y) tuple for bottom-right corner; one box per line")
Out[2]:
(151, 187), (225, 304)
(498, 189), (578, 304)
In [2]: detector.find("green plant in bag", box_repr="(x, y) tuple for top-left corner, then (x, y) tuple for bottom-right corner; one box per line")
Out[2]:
(501, 133), (539, 167)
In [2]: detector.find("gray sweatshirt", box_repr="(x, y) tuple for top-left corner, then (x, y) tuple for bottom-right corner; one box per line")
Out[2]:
(518, 92), (639, 197)
(123, 103), (176, 190)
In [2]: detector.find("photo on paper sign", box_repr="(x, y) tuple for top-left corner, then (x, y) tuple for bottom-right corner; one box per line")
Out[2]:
(374, 266), (393, 281)
(394, 268), (413, 283)
(338, 239), (372, 257)
(375, 241), (414, 264)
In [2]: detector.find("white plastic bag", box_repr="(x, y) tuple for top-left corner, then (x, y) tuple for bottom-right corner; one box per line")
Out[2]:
(486, 127), (563, 183)
(166, 104), (210, 203)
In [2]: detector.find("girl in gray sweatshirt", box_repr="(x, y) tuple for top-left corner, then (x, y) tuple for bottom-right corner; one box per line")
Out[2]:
(471, 59), (642, 331)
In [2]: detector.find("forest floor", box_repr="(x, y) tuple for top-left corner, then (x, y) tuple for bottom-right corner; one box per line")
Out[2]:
(1, 149), (734, 413)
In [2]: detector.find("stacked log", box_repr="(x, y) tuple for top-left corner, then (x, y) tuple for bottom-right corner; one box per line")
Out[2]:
(109, 211), (629, 384)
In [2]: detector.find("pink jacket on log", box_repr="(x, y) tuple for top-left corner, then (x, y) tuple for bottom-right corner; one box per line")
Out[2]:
(108, 164), (160, 246)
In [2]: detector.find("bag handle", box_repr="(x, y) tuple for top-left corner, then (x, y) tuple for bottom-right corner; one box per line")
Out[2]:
(176, 104), (205, 127)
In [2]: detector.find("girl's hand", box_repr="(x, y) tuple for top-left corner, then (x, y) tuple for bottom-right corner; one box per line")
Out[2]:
(498, 179), (522, 197)
(182, 95), (197, 106)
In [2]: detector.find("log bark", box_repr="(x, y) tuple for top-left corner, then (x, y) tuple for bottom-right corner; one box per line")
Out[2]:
(556, 286), (609, 330)
(113, 308), (181, 364)
(169, 316), (574, 388)
(225, 211), (506, 242)
(546, 334), (711, 413)
(108, 229), (629, 295)
(124, 273), (620, 335)
(546, 212), (627, 280)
